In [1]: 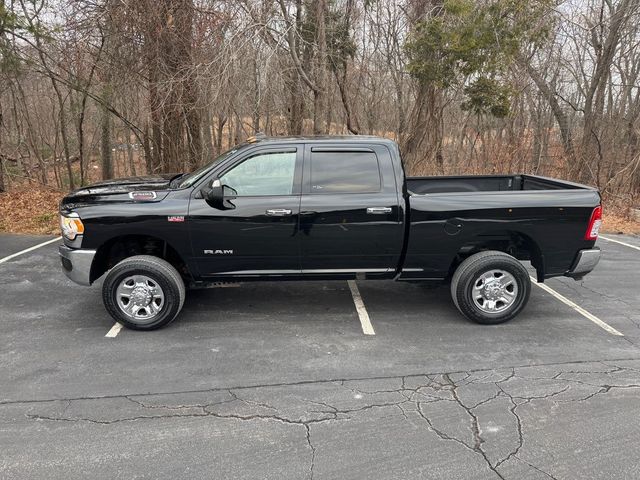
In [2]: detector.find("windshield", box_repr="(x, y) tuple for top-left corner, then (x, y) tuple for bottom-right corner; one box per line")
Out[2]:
(176, 146), (242, 188)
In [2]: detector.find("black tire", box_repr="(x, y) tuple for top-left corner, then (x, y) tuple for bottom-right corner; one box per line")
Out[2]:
(102, 255), (185, 331)
(450, 250), (531, 325)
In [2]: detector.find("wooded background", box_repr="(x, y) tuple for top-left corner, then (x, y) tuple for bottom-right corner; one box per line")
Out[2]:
(1, 0), (639, 210)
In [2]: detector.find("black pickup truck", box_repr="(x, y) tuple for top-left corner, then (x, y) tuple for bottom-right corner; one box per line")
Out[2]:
(58, 135), (602, 330)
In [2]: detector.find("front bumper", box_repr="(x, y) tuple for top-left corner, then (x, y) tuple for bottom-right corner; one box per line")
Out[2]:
(58, 245), (96, 286)
(566, 248), (601, 279)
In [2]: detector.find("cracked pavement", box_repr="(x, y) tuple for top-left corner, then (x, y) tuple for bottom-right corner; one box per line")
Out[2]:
(1, 233), (640, 479)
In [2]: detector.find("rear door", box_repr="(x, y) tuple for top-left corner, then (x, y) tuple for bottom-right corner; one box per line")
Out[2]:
(299, 143), (404, 275)
(188, 145), (303, 277)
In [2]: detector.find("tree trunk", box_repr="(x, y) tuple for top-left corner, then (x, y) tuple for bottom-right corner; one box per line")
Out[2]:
(0, 105), (4, 192)
(181, 0), (202, 170)
(75, 94), (87, 186)
(331, 0), (358, 135)
(334, 67), (359, 134)
(215, 114), (227, 155)
(143, 122), (152, 175)
(101, 92), (113, 180)
(252, 56), (261, 133)
(313, 0), (327, 134)
(523, 61), (575, 161)
(0, 158), (5, 193)
(288, 0), (304, 135)
(580, 0), (633, 184)
(54, 86), (74, 190)
(161, 107), (183, 173)
(184, 99), (202, 170)
(202, 107), (214, 162)
(31, 28), (74, 189)
(401, 81), (444, 175)
(400, 0), (445, 174)
(143, 0), (199, 173)
(146, 36), (162, 173)
(288, 73), (304, 135)
(234, 112), (242, 145)
(127, 129), (136, 176)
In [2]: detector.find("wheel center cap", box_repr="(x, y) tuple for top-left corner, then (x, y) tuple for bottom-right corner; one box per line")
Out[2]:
(484, 282), (504, 300)
(131, 286), (152, 306)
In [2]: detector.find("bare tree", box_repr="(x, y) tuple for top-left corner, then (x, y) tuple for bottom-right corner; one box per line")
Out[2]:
(0, 0), (639, 212)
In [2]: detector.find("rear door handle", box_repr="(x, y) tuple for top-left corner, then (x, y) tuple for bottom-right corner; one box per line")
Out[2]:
(266, 209), (293, 216)
(366, 207), (392, 215)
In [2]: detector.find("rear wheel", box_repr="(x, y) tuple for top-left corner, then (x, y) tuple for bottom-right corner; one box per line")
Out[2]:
(450, 251), (531, 325)
(102, 255), (185, 330)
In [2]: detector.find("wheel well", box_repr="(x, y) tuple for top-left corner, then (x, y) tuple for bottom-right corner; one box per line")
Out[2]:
(448, 232), (544, 281)
(90, 235), (189, 283)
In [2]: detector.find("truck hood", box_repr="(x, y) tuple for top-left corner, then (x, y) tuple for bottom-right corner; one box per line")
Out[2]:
(60, 174), (178, 209)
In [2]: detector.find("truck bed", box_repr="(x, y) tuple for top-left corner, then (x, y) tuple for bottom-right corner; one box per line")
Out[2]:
(402, 174), (601, 282)
(406, 174), (590, 195)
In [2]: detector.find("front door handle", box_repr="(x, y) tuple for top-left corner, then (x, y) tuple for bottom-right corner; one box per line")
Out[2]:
(266, 209), (293, 216)
(366, 207), (392, 214)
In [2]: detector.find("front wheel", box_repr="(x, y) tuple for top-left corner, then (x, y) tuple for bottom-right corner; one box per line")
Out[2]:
(450, 251), (531, 325)
(102, 255), (185, 331)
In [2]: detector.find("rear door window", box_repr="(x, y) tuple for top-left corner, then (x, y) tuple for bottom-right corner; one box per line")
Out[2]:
(309, 150), (381, 193)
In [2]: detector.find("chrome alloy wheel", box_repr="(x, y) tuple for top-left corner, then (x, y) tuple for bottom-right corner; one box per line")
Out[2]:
(115, 275), (165, 321)
(472, 269), (518, 314)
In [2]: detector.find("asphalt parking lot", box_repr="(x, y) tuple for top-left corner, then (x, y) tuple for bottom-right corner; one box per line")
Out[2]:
(1, 233), (640, 479)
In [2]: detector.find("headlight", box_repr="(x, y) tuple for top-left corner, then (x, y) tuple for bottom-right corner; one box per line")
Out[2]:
(60, 212), (85, 240)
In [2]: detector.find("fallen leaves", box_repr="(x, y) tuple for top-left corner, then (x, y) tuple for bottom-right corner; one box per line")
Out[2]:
(0, 185), (64, 235)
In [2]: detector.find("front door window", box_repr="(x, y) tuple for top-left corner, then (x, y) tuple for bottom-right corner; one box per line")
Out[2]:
(220, 151), (297, 196)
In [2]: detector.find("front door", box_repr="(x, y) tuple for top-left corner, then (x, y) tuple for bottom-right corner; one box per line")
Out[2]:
(188, 145), (303, 277)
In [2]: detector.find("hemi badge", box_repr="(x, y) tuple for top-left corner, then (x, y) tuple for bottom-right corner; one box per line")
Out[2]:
(168, 216), (185, 222)
(129, 191), (157, 200)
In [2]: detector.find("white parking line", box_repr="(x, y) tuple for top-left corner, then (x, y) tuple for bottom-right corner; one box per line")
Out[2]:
(347, 280), (375, 335)
(0, 236), (62, 265)
(105, 323), (123, 338)
(599, 235), (640, 252)
(530, 276), (624, 336)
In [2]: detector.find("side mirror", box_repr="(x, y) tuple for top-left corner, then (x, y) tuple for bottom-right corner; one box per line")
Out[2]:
(201, 178), (237, 210)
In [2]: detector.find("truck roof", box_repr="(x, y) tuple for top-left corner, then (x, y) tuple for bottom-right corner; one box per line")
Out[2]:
(245, 134), (397, 146)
